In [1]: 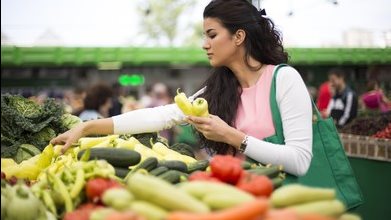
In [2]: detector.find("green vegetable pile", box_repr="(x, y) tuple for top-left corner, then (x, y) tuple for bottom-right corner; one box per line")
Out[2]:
(1, 180), (55, 220)
(1, 94), (82, 159)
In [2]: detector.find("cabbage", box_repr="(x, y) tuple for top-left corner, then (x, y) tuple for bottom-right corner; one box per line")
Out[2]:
(61, 113), (82, 130)
(1, 94), (66, 157)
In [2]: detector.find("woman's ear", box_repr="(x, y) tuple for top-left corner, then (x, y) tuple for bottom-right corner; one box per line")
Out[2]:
(234, 29), (246, 46)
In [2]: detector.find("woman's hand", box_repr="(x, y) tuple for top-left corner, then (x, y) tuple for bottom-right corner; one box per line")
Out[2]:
(50, 123), (85, 153)
(186, 114), (245, 147)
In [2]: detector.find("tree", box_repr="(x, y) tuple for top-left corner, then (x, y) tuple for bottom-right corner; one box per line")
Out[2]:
(137, 0), (196, 46)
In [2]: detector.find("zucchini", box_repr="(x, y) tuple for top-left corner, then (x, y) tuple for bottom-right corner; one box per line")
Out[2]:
(178, 181), (254, 201)
(271, 177), (284, 189)
(149, 166), (169, 176)
(290, 199), (345, 217)
(241, 161), (252, 169)
(127, 173), (210, 213)
(131, 157), (158, 173)
(202, 192), (254, 210)
(158, 170), (181, 184)
(271, 184), (336, 208)
(77, 148), (141, 168)
(114, 167), (130, 178)
(158, 160), (188, 173)
(187, 160), (209, 173)
(129, 201), (168, 220)
(247, 165), (282, 178)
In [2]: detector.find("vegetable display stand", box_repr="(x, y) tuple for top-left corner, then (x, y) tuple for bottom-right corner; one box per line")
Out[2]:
(347, 157), (391, 220)
(340, 133), (391, 219)
(340, 133), (391, 162)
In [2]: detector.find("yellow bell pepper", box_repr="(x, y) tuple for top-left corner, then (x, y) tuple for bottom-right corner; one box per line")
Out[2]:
(192, 97), (209, 117)
(174, 88), (194, 116)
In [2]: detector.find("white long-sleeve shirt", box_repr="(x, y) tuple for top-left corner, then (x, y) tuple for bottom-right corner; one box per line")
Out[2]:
(112, 66), (313, 176)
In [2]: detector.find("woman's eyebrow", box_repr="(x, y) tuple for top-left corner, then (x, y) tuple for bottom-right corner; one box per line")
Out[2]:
(205, 29), (215, 34)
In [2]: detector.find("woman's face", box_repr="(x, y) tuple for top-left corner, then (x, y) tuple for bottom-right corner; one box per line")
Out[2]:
(202, 17), (238, 67)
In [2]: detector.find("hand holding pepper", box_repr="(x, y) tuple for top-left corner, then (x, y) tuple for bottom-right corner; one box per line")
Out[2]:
(187, 114), (242, 146)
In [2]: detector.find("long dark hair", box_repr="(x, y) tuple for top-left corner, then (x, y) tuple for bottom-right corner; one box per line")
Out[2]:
(198, 0), (289, 155)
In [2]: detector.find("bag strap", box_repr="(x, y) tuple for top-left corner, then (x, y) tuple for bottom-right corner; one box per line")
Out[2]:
(270, 64), (322, 136)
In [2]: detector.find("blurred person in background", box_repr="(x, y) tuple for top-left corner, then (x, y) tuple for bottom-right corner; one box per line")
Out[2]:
(63, 87), (86, 116)
(79, 82), (113, 121)
(148, 82), (174, 108)
(52, 0), (313, 177)
(316, 81), (333, 118)
(148, 82), (176, 144)
(326, 68), (358, 128)
(360, 80), (390, 113)
(139, 85), (153, 108)
(109, 82), (125, 117)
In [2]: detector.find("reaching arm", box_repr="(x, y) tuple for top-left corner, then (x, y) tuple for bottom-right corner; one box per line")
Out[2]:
(50, 118), (114, 152)
(52, 88), (207, 152)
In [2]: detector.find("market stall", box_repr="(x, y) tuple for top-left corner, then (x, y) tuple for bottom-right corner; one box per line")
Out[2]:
(1, 94), (364, 220)
(338, 113), (391, 219)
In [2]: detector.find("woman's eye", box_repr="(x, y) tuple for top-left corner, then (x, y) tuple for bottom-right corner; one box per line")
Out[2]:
(209, 35), (216, 39)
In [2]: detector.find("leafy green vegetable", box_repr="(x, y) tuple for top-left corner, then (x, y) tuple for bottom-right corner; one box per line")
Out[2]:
(61, 113), (82, 130)
(14, 144), (41, 163)
(1, 94), (67, 158)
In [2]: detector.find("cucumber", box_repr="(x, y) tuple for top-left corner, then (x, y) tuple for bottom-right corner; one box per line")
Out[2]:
(241, 161), (252, 170)
(149, 166), (169, 176)
(114, 167), (130, 178)
(131, 157), (158, 173)
(187, 160), (209, 173)
(77, 148), (141, 168)
(271, 177), (284, 189)
(247, 165), (282, 178)
(125, 157), (158, 181)
(158, 170), (181, 184)
(158, 160), (188, 173)
(127, 173), (210, 213)
(271, 184), (336, 208)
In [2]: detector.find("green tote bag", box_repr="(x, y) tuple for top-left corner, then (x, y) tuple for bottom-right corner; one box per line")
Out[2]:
(262, 64), (364, 209)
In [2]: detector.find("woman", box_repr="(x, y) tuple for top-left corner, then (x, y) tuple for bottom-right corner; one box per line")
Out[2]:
(360, 80), (390, 113)
(51, 0), (312, 177)
(78, 82), (113, 121)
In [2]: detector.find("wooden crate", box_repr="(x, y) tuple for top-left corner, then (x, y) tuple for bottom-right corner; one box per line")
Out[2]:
(340, 133), (391, 162)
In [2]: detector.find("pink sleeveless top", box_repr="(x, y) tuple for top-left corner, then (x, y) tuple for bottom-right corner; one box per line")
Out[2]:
(235, 65), (275, 139)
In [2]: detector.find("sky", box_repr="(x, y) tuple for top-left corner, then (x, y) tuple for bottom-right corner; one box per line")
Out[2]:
(1, 0), (391, 47)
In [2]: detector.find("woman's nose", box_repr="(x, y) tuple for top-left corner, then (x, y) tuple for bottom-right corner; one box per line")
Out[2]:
(202, 39), (210, 50)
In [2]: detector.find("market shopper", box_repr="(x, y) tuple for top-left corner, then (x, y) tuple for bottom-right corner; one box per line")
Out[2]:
(78, 82), (113, 121)
(51, 0), (313, 177)
(316, 81), (333, 118)
(360, 80), (391, 113)
(326, 68), (358, 128)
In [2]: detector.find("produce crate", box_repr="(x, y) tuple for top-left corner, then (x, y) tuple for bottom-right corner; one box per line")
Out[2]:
(340, 133), (391, 162)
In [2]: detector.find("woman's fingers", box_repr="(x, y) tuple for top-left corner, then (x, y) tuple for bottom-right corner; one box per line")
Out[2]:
(50, 136), (61, 145)
(61, 142), (72, 154)
(187, 115), (212, 124)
